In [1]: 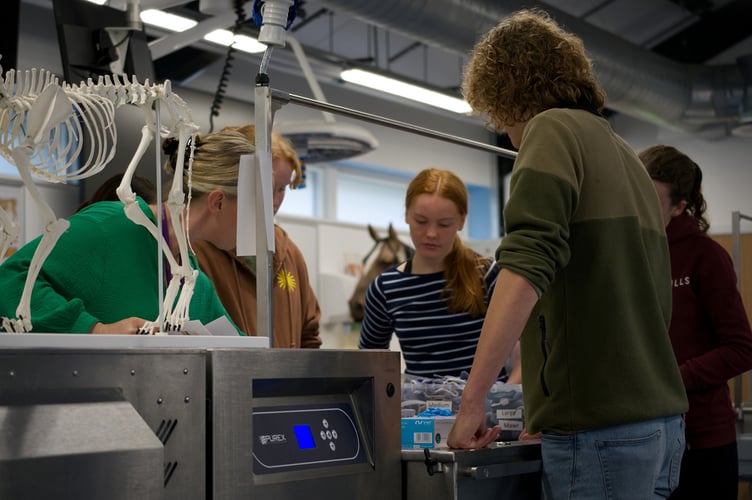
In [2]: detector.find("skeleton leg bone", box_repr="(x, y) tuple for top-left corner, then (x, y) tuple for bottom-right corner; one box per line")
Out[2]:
(3, 144), (70, 332)
(116, 124), (181, 334)
(161, 125), (199, 332)
(1, 83), (74, 332)
(116, 122), (198, 334)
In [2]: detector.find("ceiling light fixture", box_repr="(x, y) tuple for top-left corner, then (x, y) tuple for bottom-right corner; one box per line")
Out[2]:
(202, 30), (266, 54)
(275, 35), (379, 163)
(141, 9), (197, 32)
(339, 68), (472, 114)
(103, 1), (267, 55)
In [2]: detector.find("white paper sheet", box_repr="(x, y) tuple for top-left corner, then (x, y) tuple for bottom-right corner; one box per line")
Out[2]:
(169, 316), (242, 336)
(237, 152), (275, 256)
(205, 315), (241, 336)
(174, 319), (211, 335)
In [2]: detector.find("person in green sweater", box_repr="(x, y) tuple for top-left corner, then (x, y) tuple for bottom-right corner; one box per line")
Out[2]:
(0, 129), (252, 335)
(446, 9), (688, 499)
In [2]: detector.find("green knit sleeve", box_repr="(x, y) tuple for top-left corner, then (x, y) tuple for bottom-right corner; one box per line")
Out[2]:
(0, 218), (107, 333)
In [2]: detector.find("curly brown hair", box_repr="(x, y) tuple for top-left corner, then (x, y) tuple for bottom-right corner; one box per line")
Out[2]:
(462, 8), (606, 129)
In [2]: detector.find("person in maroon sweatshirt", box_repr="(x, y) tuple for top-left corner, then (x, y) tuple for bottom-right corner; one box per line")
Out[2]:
(640, 144), (752, 500)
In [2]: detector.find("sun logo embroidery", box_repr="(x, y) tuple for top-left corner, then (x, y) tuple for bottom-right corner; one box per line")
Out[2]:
(276, 269), (297, 292)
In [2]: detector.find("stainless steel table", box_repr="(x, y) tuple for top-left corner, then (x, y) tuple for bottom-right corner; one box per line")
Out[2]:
(402, 441), (542, 500)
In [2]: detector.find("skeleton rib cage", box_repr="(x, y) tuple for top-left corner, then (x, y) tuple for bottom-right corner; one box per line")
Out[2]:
(0, 66), (200, 334)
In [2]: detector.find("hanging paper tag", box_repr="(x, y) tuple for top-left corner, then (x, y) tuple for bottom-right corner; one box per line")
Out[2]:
(237, 152), (275, 256)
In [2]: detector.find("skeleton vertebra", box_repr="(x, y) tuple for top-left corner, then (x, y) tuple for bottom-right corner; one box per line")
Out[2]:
(0, 67), (199, 334)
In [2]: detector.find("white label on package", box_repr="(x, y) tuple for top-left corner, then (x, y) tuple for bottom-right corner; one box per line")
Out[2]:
(498, 420), (524, 431)
(414, 432), (433, 444)
(496, 408), (523, 419)
(426, 400), (453, 411)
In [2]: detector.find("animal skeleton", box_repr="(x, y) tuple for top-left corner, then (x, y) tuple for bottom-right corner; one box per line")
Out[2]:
(0, 66), (199, 334)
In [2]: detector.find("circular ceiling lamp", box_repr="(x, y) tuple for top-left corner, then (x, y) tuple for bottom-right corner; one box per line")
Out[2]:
(275, 120), (378, 163)
(276, 34), (378, 163)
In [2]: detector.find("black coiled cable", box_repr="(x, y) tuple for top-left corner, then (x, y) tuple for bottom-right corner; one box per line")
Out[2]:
(208, 0), (247, 132)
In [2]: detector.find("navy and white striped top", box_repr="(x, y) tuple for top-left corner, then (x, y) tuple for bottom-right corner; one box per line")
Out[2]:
(358, 259), (501, 378)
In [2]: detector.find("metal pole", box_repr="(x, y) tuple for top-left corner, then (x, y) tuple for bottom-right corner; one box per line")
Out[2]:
(154, 99), (164, 331)
(273, 91), (518, 160)
(733, 211), (742, 291)
(255, 70), (274, 346)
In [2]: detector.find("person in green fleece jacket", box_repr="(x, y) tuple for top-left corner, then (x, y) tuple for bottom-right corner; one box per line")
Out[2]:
(0, 129), (251, 335)
(447, 9), (689, 499)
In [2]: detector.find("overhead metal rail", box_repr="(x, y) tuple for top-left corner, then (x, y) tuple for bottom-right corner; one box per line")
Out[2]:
(272, 90), (518, 160)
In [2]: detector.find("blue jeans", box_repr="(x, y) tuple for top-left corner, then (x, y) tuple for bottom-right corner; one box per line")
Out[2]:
(540, 415), (685, 500)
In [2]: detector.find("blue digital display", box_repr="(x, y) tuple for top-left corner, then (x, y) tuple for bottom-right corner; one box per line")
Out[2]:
(294, 425), (316, 449)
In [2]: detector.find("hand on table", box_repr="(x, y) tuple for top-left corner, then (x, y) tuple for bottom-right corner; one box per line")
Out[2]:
(518, 428), (541, 441)
(90, 317), (151, 335)
(447, 402), (501, 449)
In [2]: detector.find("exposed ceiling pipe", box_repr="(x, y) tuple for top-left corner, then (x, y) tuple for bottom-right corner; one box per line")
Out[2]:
(318, 0), (749, 136)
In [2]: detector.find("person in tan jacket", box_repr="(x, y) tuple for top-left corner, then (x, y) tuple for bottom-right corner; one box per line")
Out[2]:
(193, 125), (321, 348)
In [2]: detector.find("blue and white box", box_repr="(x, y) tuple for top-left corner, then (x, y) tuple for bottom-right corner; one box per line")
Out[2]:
(401, 417), (456, 450)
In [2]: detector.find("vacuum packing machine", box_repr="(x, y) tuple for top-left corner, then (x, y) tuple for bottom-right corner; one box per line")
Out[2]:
(0, 335), (401, 500)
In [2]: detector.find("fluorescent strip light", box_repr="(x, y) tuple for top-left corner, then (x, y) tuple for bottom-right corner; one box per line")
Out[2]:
(231, 34), (268, 54)
(141, 10), (197, 32)
(340, 68), (472, 114)
(204, 29), (235, 46)
(204, 29), (266, 54)
(83, 1), (265, 54)
(83, 1), (196, 32)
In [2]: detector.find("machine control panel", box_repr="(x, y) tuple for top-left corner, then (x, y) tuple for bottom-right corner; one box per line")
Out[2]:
(252, 403), (366, 474)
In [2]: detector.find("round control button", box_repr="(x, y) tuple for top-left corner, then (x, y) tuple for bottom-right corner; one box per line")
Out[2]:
(332, 430), (338, 439)
(322, 419), (329, 429)
(329, 441), (336, 451)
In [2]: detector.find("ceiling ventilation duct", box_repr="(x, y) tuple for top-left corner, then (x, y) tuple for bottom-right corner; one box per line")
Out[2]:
(274, 34), (379, 162)
(318, 0), (751, 137)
